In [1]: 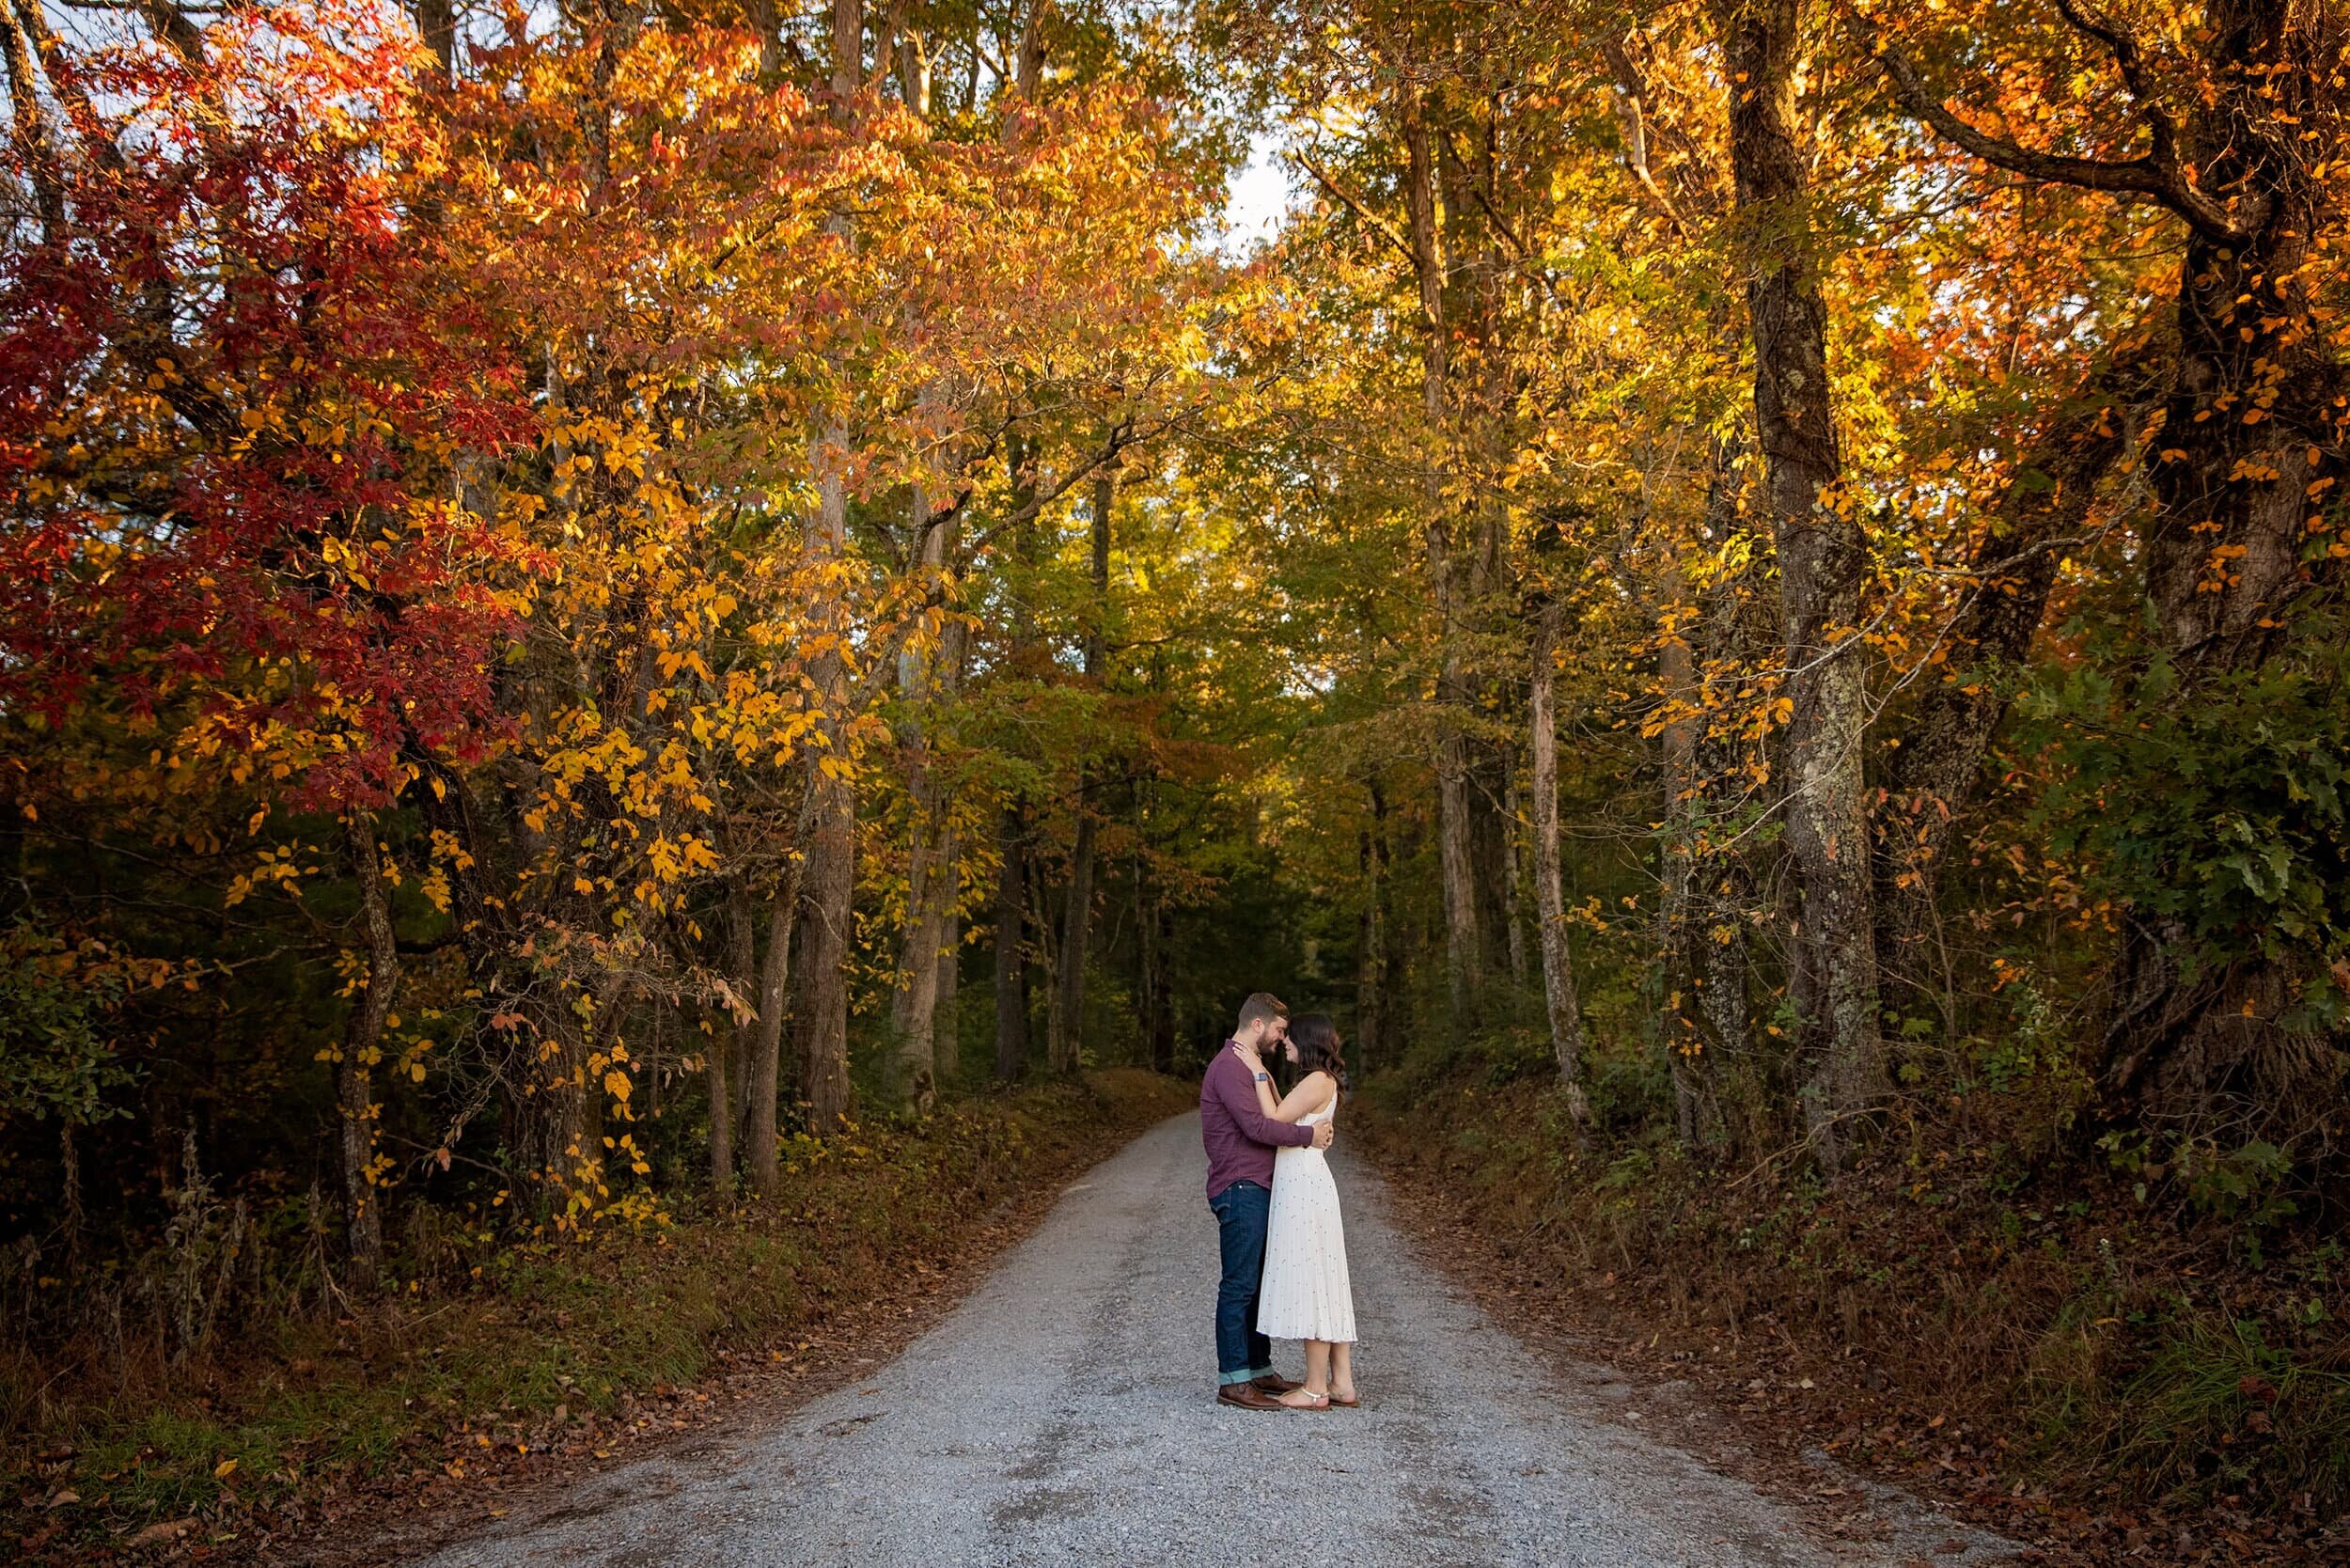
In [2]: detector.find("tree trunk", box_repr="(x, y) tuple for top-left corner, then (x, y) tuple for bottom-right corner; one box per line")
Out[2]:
(337, 822), (397, 1291)
(707, 880), (760, 1198)
(1136, 852), (1166, 1074)
(934, 851), (961, 1083)
(1501, 760), (1528, 986)
(1049, 466), (1114, 1074)
(1529, 603), (1592, 1136)
(1401, 88), (1483, 1025)
(888, 463), (948, 1112)
(783, 0), (866, 1141)
(1655, 444), (1754, 1155)
(792, 745), (854, 1137)
(1658, 559), (1718, 1154)
(410, 0), (453, 82)
(1721, 0), (1884, 1169)
(1356, 782), (1390, 1079)
(992, 806), (1028, 1081)
(744, 852), (803, 1199)
(891, 777), (942, 1109)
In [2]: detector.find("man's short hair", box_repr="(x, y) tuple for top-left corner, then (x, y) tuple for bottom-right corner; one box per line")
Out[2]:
(1236, 992), (1289, 1033)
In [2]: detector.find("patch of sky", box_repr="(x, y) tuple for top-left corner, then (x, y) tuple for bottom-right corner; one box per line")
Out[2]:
(1216, 128), (1300, 258)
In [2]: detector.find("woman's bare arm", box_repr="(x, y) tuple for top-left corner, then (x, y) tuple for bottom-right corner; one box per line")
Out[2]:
(1253, 1069), (1334, 1124)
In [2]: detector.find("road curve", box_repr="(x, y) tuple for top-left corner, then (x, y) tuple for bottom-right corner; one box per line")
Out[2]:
(415, 1112), (2007, 1568)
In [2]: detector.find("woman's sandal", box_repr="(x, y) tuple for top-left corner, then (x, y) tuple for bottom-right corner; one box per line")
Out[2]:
(1277, 1388), (1332, 1411)
(1329, 1392), (1360, 1408)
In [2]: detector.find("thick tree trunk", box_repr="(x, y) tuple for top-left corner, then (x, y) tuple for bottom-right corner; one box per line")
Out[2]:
(992, 807), (1028, 1081)
(337, 822), (397, 1291)
(1529, 603), (1592, 1136)
(1721, 0), (1884, 1169)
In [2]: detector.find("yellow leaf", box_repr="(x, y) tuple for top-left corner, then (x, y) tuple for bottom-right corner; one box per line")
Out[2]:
(213, 1458), (238, 1480)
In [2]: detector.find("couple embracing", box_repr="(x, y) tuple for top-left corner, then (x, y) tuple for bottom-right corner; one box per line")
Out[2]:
(1199, 992), (1358, 1412)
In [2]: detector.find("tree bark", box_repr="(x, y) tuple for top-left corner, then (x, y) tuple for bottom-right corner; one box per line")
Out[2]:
(1529, 603), (1592, 1136)
(1720, 0), (1884, 1169)
(337, 821), (397, 1291)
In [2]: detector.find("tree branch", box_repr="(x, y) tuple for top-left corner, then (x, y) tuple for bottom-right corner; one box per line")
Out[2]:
(1288, 147), (1415, 264)
(1874, 43), (2248, 243)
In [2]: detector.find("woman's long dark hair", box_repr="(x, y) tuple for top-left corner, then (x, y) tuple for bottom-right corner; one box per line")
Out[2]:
(1288, 1013), (1348, 1094)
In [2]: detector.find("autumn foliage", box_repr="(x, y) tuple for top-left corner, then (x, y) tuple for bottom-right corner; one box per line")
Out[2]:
(3, 0), (2350, 1552)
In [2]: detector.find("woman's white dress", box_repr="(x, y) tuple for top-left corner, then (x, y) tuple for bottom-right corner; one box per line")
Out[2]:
(1256, 1101), (1356, 1343)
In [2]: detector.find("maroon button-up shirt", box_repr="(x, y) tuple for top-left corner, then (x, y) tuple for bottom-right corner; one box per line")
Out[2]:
(1200, 1042), (1314, 1200)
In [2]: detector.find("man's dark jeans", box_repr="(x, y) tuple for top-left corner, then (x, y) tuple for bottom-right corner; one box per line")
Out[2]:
(1209, 1179), (1274, 1385)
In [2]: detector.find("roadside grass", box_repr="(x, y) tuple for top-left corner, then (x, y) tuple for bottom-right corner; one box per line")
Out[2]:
(1356, 1068), (2349, 1543)
(7, 1069), (1192, 1559)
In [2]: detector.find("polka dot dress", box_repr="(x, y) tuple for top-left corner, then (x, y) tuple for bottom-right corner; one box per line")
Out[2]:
(1256, 1103), (1356, 1344)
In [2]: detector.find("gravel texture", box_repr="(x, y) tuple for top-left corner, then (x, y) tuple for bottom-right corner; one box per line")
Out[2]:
(415, 1112), (2013, 1568)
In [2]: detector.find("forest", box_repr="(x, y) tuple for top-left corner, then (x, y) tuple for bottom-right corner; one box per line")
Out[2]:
(0, 0), (2345, 1559)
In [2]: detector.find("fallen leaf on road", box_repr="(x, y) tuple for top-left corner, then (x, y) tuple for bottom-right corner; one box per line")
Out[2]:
(126, 1515), (199, 1548)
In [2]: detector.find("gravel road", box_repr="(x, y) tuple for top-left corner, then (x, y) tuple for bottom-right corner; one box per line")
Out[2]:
(415, 1112), (2011, 1568)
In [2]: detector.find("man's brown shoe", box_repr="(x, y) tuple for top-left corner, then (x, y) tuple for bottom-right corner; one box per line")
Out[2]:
(1251, 1372), (1302, 1394)
(1216, 1382), (1286, 1412)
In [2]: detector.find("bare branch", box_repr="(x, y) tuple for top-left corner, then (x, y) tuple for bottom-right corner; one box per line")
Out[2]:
(1875, 43), (2248, 243)
(1439, 126), (1541, 264)
(1288, 147), (1416, 264)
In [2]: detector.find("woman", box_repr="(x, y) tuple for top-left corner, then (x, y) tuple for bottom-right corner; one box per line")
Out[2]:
(1232, 1013), (1358, 1410)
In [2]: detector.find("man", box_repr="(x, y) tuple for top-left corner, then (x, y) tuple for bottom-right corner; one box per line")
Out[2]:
(1201, 991), (1335, 1411)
